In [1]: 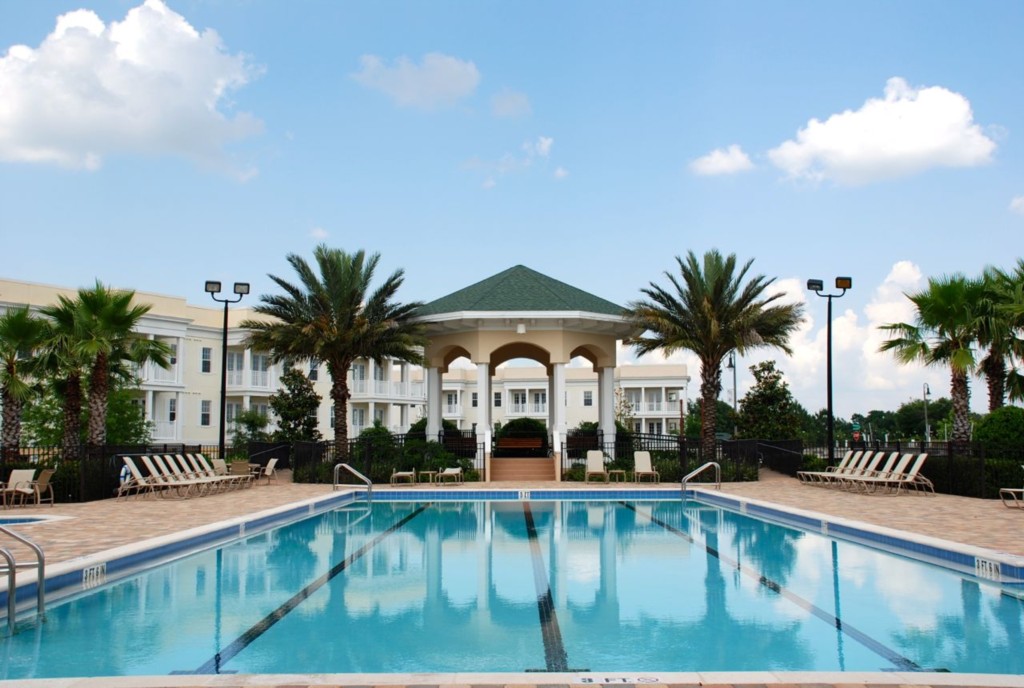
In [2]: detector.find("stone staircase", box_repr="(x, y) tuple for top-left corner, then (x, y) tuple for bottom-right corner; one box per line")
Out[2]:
(489, 457), (556, 481)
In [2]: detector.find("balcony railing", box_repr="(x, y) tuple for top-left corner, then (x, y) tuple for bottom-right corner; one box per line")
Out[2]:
(509, 403), (547, 415)
(227, 370), (244, 386)
(350, 380), (427, 401)
(443, 404), (462, 417)
(135, 362), (179, 385)
(250, 370), (270, 388)
(152, 420), (176, 440)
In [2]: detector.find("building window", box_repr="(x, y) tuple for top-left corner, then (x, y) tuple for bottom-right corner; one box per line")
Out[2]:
(329, 405), (335, 428)
(201, 347), (212, 373)
(353, 408), (366, 428)
(471, 392), (478, 408)
(583, 390), (593, 407)
(493, 392), (502, 407)
(309, 360), (319, 381)
(200, 400), (211, 426)
(226, 403), (241, 423)
(168, 398), (177, 422)
(169, 344), (177, 365)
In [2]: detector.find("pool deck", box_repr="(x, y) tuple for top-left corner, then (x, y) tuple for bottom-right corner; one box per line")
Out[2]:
(3, 468), (1023, 688)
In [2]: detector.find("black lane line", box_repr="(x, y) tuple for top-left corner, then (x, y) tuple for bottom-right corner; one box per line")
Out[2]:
(193, 504), (431, 675)
(523, 502), (569, 672)
(623, 502), (921, 672)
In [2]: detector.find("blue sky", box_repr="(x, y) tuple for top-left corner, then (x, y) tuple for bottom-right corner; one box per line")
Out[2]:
(1, 0), (1022, 421)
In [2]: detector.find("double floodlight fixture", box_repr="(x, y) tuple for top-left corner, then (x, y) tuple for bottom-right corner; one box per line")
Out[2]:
(205, 281), (250, 296)
(806, 277), (852, 293)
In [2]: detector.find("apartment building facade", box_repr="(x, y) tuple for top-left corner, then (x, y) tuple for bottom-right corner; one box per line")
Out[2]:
(0, 277), (689, 446)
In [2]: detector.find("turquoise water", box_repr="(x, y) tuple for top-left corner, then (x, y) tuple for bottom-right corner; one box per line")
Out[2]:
(2, 499), (1022, 678)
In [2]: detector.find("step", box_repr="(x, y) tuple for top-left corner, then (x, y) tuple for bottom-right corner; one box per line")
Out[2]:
(490, 458), (556, 481)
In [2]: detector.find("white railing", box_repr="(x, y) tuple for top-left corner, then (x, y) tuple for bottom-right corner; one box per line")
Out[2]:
(348, 380), (427, 400)
(227, 370), (244, 386)
(645, 402), (664, 413)
(531, 403), (547, 414)
(350, 380), (368, 394)
(443, 404), (462, 417)
(152, 420), (176, 440)
(373, 380), (389, 395)
(250, 370), (270, 388)
(510, 403), (528, 414)
(149, 364), (178, 384)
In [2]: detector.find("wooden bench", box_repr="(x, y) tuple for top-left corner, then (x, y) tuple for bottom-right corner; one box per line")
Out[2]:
(496, 437), (544, 451)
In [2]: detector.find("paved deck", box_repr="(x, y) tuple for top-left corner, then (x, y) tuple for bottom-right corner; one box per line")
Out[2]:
(2, 469), (1023, 688)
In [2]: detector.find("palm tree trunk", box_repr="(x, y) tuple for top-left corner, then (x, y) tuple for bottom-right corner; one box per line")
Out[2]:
(700, 359), (722, 460)
(950, 368), (972, 442)
(982, 346), (1005, 412)
(1, 384), (23, 462)
(63, 373), (83, 461)
(329, 360), (351, 460)
(87, 353), (109, 446)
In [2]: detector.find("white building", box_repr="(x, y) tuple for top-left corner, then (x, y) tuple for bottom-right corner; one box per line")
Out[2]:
(0, 274), (689, 446)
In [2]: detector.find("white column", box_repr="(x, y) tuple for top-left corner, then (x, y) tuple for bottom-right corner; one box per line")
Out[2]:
(552, 362), (566, 449)
(175, 336), (184, 383)
(598, 367), (616, 454)
(145, 390), (154, 423)
(426, 367), (442, 438)
(243, 349), (252, 387)
(476, 363), (491, 449)
(174, 391), (182, 441)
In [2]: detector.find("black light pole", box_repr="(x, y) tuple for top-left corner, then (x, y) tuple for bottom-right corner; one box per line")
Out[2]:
(205, 280), (249, 460)
(726, 351), (738, 438)
(807, 276), (852, 464)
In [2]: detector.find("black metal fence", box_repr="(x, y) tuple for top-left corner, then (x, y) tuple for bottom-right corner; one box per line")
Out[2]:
(559, 432), (760, 483)
(805, 441), (1024, 499)
(290, 432), (485, 486)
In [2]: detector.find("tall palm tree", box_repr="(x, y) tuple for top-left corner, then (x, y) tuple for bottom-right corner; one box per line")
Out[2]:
(976, 264), (1024, 411)
(625, 250), (804, 459)
(0, 307), (46, 461)
(36, 299), (88, 458)
(241, 245), (427, 458)
(41, 282), (171, 448)
(879, 274), (983, 442)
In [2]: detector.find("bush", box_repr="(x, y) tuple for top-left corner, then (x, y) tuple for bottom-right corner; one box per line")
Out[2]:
(976, 407), (1024, 458)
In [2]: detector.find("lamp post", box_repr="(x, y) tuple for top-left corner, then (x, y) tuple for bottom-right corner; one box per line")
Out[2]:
(807, 276), (852, 463)
(205, 280), (250, 461)
(922, 383), (931, 444)
(726, 351), (738, 438)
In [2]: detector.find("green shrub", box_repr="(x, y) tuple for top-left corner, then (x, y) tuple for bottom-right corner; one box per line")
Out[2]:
(975, 407), (1024, 458)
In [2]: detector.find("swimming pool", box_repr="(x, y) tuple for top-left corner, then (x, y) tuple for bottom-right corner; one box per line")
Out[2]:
(1, 496), (1023, 679)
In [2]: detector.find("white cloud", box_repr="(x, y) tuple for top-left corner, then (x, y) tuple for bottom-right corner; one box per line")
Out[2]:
(310, 227), (329, 240)
(524, 136), (553, 158)
(1010, 196), (1024, 215)
(0, 0), (263, 174)
(689, 144), (754, 176)
(481, 177), (496, 189)
(491, 88), (531, 118)
(554, 166), (569, 180)
(768, 77), (996, 185)
(351, 52), (479, 110)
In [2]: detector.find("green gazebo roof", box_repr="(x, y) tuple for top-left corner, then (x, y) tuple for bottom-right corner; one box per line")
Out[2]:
(416, 265), (624, 317)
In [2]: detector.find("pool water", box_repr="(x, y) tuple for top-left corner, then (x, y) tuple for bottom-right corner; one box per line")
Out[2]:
(2, 499), (1022, 679)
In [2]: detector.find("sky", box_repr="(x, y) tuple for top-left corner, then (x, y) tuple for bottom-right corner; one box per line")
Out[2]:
(1, 0), (1022, 421)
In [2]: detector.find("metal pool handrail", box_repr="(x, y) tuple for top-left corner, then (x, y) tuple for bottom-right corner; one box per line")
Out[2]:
(681, 461), (721, 494)
(334, 463), (373, 501)
(0, 525), (46, 633)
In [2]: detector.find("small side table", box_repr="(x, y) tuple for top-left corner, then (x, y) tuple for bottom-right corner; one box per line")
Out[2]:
(418, 470), (437, 484)
(608, 469), (627, 482)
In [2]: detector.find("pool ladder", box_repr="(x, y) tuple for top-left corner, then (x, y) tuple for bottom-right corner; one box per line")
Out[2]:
(0, 526), (45, 636)
(681, 461), (721, 494)
(334, 463), (373, 501)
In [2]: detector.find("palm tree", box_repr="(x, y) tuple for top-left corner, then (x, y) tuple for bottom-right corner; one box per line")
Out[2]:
(0, 307), (46, 461)
(976, 264), (1024, 411)
(241, 245), (427, 459)
(879, 274), (983, 442)
(40, 282), (171, 448)
(36, 299), (88, 458)
(625, 250), (804, 459)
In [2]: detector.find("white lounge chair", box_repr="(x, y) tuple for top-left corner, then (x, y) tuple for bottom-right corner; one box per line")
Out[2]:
(585, 450), (608, 483)
(1, 469), (37, 507)
(633, 451), (659, 483)
(797, 450), (857, 484)
(254, 458), (279, 484)
(118, 457), (160, 499)
(1000, 465), (1024, 508)
(391, 468), (416, 484)
(437, 467), (464, 484)
(815, 451), (872, 487)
